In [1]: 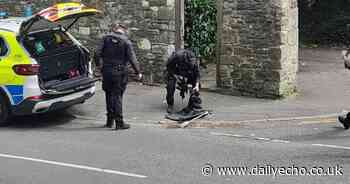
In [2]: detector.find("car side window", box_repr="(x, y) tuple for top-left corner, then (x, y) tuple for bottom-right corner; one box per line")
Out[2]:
(0, 37), (8, 57)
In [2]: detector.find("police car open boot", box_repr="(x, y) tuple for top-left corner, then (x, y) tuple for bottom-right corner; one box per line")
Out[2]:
(115, 119), (130, 130)
(24, 30), (95, 94)
(338, 113), (350, 130)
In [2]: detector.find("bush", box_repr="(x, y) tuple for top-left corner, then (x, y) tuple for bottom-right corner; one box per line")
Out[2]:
(184, 0), (217, 62)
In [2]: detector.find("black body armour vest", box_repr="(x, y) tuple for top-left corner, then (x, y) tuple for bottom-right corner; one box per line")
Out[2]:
(102, 35), (127, 66)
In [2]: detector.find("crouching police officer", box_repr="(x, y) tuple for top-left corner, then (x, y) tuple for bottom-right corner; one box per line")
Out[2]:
(95, 23), (142, 130)
(165, 49), (202, 113)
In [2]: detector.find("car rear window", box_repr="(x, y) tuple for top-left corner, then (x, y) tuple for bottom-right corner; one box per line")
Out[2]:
(23, 30), (74, 57)
(0, 37), (8, 57)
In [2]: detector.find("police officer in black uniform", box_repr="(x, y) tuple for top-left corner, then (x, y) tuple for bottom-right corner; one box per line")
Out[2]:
(95, 23), (142, 130)
(165, 49), (202, 113)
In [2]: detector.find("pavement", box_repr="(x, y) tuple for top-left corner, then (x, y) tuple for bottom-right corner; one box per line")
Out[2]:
(69, 48), (350, 126)
(1, 48), (350, 184)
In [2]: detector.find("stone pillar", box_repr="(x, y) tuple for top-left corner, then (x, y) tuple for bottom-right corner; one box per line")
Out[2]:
(217, 0), (298, 98)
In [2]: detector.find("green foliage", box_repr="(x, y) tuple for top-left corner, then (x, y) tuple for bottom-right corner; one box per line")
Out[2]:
(184, 0), (217, 61)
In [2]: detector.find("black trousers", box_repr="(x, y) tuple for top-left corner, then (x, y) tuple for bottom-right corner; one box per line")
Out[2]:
(166, 75), (202, 110)
(102, 70), (128, 121)
(166, 75), (177, 106)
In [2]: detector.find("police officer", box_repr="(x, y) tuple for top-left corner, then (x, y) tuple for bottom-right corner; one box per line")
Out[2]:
(165, 49), (202, 113)
(95, 23), (142, 130)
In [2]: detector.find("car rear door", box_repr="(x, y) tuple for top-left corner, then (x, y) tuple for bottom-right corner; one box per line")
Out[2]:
(37, 2), (101, 30)
(19, 2), (101, 37)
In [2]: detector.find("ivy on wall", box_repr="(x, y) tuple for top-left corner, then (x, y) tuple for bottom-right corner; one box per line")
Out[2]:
(184, 0), (217, 62)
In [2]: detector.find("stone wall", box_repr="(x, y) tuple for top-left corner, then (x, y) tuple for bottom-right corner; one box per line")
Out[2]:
(0, 0), (176, 83)
(217, 0), (298, 98)
(0, 0), (299, 98)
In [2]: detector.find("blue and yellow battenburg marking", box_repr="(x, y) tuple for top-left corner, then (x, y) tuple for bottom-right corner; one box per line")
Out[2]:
(5, 85), (23, 105)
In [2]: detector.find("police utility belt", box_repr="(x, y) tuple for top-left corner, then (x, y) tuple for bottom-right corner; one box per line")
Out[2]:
(103, 64), (127, 75)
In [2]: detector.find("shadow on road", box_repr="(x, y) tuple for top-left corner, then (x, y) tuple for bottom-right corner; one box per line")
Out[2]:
(1, 110), (76, 129)
(0, 110), (115, 132)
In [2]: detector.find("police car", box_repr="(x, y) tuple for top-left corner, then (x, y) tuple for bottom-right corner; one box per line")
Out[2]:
(0, 3), (100, 124)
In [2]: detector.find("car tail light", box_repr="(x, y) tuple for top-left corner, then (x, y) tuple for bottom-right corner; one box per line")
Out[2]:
(27, 95), (43, 100)
(13, 64), (40, 76)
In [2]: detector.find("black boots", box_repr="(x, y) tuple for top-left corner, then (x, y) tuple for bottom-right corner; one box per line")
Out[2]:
(115, 119), (130, 130)
(105, 115), (130, 130)
(105, 115), (114, 128)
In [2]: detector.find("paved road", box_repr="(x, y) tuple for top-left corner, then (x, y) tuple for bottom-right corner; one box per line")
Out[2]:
(0, 111), (349, 184)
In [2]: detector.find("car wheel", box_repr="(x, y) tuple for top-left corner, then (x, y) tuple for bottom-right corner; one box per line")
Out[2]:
(0, 95), (10, 125)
